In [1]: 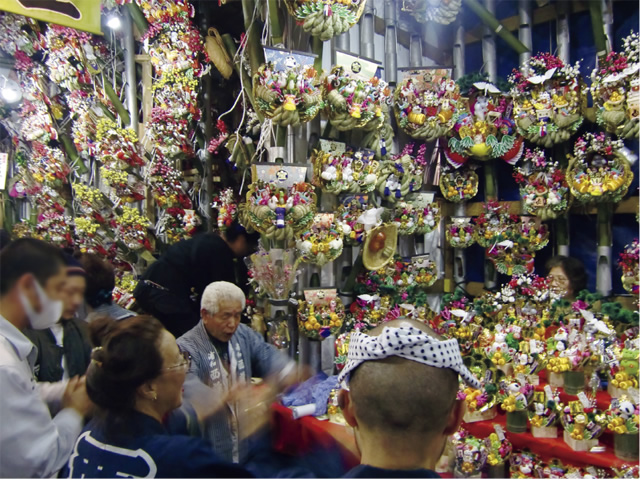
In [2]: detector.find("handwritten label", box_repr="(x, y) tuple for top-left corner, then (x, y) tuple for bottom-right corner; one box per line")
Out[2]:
(628, 387), (640, 404)
(0, 152), (7, 191)
(494, 424), (506, 441)
(544, 385), (554, 402)
(577, 392), (591, 409)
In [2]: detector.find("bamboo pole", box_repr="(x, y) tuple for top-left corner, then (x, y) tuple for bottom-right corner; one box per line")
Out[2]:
(60, 134), (87, 175)
(268, 0), (284, 46)
(453, 19), (465, 80)
(360, 2), (375, 60)
(482, 0), (498, 289)
(518, 0), (532, 65)
(463, 0), (530, 55)
(596, 203), (613, 296)
(557, 1), (570, 64)
(384, 0), (397, 85)
(589, 0), (609, 59)
(241, 0), (265, 75)
(125, 2), (148, 35)
(104, 81), (131, 127)
(122, 8), (138, 133)
(220, 34), (263, 122)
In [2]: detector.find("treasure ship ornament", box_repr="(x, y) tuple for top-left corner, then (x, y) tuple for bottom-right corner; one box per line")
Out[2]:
(439, 165), (479, 203)
(444, 80), (524, 166)
(284, 0), (368, 42)
(513, 148), (571, 221)
(567, 132), (633, 204)
(241, 180), (317, 242)
(591, 31), (639, 140)
(394, 68), (461, 141)
(323, 66), (391, 131)
(254, 58), (323, 127)
(509, 53), (585, 148)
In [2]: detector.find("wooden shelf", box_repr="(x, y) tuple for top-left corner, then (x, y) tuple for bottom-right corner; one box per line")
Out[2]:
(440, 197), (640, 218)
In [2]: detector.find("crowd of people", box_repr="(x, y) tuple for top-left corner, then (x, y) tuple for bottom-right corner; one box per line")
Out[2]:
(0, 227), (588, 478)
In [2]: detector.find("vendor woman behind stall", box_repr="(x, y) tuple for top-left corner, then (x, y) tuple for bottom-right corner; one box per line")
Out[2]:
(546, 255), (588, 300)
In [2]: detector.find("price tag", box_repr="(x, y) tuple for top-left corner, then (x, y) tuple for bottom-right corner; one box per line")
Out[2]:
(577, 392), (591, 409)
(529, 339), (538, 354)
(511, 325), (522, 338)
(544, 385), (553, 401)
(627, 387), (640, 404)
(494, 424), (506, 441)
(586, 467), (598, 477)
(517, 373), (527, 384)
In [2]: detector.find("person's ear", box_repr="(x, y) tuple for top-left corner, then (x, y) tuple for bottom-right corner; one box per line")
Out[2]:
(201, 309), (208, 322)
(443, 399), (465, 436)
(137, 381), (158, 403)
(16, 273), (39, 307)
(338, 389), (358, 429)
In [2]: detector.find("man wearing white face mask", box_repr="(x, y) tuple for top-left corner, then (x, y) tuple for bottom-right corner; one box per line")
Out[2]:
(0, 239), (93, 478)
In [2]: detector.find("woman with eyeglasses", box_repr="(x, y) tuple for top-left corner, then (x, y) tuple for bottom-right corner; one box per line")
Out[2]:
(546, 255), (588, 300)
(63, 315), (252, 478)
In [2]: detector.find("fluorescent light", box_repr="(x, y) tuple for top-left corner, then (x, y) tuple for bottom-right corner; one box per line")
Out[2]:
(107, 15), (121, 30)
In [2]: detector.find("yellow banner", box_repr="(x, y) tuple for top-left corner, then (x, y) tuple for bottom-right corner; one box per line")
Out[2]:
(1, 0), (102, 35)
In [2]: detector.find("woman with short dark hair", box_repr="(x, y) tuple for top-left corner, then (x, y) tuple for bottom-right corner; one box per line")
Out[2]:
(546, 256), (588, 300)
(65, 315), (251, 478)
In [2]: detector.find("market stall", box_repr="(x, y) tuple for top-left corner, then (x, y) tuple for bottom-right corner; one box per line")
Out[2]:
(0, 0), (638, 478)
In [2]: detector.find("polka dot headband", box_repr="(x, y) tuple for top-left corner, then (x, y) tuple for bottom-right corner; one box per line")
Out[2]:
(338, 325), (481, 389)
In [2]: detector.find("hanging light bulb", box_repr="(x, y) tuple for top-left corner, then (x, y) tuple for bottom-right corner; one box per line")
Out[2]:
(107, 15), (122, 30)
(1, 76), (22, 104)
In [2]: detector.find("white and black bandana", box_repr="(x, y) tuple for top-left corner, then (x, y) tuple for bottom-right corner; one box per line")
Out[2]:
(338, 325), (481, 389)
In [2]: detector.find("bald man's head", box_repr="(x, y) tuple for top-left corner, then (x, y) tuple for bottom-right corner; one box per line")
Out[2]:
(347, 319), (459, 438)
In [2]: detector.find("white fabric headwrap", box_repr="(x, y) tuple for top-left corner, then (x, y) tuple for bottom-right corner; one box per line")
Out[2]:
(338, 326), (481, 389)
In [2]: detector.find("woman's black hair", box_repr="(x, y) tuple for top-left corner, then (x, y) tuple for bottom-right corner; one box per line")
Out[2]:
(224, 220), (261, 245)
(80, 253), (116, 308)
(86, 315), (165, 425)
(546, 255), (588, 295)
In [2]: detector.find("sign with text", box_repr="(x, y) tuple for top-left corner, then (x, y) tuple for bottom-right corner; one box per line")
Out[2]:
(2, 0), (102, 35)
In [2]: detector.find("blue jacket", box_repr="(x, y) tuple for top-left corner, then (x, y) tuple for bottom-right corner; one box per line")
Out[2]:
(64, 410), (252, 478)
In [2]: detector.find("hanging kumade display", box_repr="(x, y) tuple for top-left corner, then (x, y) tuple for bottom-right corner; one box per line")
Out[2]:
(618, 240), (639, 295)
(446, 217), (476, 248)
(509, 53), (585, 148)
(567, 133), (633, 204)
(212, 188), (238, 230)
(394, 68), (461, 141)
(440, 165), (479, 203)
(444, 80), (524, 166)
(284, 0), (367, 41)
(254, 48), (323, 127)
(401, 0), (461, 24)
(513, 148), (571, 221)
(391, 193), (441, 236)
(298, 289), (345, 340)
(296, 213), (345, 266)
(375, 145), (425, 204)
(324, 53), (390, 131)
(240, 164), (317, 241)
(336, 195), (378, 245)
(311, 140), (379, 194)
(590, 31), (639, 140)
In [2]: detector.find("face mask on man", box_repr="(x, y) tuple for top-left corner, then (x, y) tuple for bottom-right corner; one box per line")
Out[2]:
(18, 279), (63, 330)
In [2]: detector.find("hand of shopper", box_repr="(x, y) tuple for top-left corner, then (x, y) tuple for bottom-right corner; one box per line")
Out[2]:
(62, 376), (94, 418)
(237, 384), (277, 441)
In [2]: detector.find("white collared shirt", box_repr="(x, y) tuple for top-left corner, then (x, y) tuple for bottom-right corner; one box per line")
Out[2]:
(0, 315), (83, 478)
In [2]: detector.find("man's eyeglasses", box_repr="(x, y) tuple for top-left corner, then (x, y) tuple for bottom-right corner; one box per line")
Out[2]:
(163, 351), (191, 372)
